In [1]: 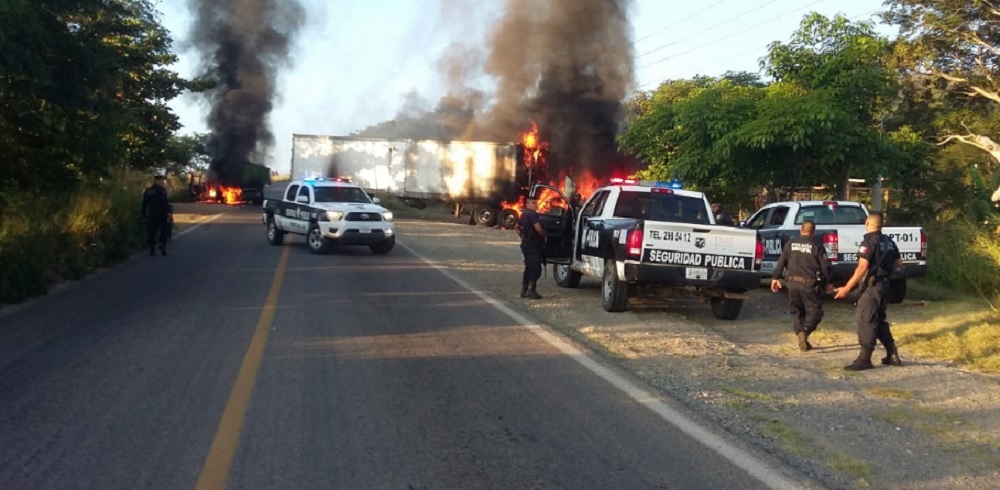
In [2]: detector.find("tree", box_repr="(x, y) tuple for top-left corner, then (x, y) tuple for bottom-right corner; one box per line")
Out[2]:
(884, 0), (1000, 201)
(164, 133), (211, 176)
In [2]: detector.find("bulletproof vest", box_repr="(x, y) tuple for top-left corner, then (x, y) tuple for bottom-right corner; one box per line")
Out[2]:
(872, 233), (897, 278)
(518, 210), (544, 247)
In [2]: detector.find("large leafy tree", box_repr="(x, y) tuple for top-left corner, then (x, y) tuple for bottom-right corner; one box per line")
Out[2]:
(884, 0), (1000, 201)
(0, 0), (189, 196)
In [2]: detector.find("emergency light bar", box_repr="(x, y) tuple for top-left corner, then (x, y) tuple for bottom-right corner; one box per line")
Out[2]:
(610, 178), (683, 189)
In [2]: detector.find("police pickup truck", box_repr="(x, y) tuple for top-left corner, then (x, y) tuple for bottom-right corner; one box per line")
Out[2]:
(261, 178), (395, 254)
(536, 179), (762, 320)
(744, 200), (926, 303)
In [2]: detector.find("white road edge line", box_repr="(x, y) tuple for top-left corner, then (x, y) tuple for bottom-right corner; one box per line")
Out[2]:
(399, 241), (805, 490)
(174, 212), (226, 239)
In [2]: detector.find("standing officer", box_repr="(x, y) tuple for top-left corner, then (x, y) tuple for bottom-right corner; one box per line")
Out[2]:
(833, 212), (903, 371)
(711, 202), (734, 226)
(770, 220), (833, 351)
(141, 175), (171, 256)
(515, 197), (547, 299)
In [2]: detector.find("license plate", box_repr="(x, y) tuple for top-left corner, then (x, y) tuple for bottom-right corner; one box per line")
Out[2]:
(685, 267), (708, 280)
(359, 225), (371, 233)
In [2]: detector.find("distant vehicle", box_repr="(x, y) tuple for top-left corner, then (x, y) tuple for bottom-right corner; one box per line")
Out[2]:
(537, 178), (763, 319)
(189, 162), (272, 205)
(288, 134), (531, 228)
(261, 178), (395, 255)
(743, 200), (927, 303)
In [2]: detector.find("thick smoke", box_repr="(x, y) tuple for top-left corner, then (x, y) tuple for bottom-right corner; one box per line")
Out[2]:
(188, 0), (305, 184)
(358, 0), (637, 180)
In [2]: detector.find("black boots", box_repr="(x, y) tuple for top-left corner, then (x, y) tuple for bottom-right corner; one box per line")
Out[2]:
(844, 348), (875, 371)
(881, 345), (902, 366)
(796, 332), (809, 352)
(522, 281), (541, 299)
(159, 244), (167, 256)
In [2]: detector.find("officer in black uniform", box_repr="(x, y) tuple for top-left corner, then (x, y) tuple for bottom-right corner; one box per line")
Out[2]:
(711, 202), (734, 226)
(141, 175), (171, 256)
(834, 212), (903, 371)
(770, 220), (833, 351)
(514, 197), (547, 299)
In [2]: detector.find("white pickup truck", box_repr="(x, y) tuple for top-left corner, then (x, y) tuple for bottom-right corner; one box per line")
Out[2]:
(744, 201), (926, 303)
(536, 179), (762, 319)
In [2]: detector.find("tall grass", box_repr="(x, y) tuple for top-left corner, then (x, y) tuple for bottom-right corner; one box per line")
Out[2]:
(920, 219), (1000, 307)
(0, 171), (148, 304)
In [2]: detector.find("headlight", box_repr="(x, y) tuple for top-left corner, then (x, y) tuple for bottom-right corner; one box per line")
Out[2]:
(325, 211), (344, 221)
(381, 211), (394, 222)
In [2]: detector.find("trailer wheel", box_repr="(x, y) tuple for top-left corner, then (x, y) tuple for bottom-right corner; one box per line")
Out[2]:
(554, 263), (582, 288)
(887, 278), (907, 304)
(710, 295), (743, 320)
(266, 217), (284, 245)
(473, 206), (498, 227)
(499, 209), (518, 229)
(307, 225), (332, 254)
(601, 258), (628, 312)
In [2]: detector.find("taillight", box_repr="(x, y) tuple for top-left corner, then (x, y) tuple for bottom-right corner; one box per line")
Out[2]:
(755, 237), (764, 268)
(920, 230), (927, 259)
(626, 229), (643, 258)
(823, 233), (839, 262)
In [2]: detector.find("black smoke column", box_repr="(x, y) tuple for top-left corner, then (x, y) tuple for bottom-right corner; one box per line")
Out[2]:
(188, 0), (305, 184)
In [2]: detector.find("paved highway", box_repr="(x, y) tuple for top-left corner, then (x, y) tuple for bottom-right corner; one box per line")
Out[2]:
(0, 209), (806, 490)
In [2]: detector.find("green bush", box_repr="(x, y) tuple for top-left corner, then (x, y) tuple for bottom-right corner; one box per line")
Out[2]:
(0, 172), (147, 305)
(921, 219), (1000, 303)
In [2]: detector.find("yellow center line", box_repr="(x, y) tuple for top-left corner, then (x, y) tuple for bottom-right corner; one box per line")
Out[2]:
(195, 245), (291, 490)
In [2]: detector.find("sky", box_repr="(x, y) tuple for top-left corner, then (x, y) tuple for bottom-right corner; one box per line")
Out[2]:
(159, 0), (888, 175)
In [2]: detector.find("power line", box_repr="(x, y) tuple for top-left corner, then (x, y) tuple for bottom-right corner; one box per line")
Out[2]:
(630, 0), (732, 46)
(636, 0), (783, 59)
(639, 0), (828, 70)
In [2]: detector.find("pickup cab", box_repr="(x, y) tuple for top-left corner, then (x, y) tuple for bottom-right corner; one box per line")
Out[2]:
(744, 200), (926, 303)
(261, 178), (395, 254)
(537, 179), (763, 320)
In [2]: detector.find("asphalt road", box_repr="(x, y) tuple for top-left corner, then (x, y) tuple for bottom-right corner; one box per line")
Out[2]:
(0, 208), (800, 490)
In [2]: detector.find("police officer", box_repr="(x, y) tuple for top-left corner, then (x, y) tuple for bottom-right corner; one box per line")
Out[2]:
(515, 197), (547, 299)
(770, 220), (833, 351)
(711, 202), (734, 226)
(141, 175), (171, 256)
(834, 212), (903, 371)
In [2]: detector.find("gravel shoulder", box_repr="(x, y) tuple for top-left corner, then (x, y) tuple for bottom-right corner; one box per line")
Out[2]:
(394, 216), (1000, 490)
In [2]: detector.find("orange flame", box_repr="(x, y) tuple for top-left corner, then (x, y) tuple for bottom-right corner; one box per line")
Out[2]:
(203, 186), (243, 205)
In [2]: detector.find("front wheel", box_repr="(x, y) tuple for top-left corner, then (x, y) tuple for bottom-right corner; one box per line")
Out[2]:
(554, 263), (582, 288)
(887, 278), (907, 304)
(369, 236), (395, 255)
(711, 296), (743, 320)
(601, 258), (628, 312)
(266, 218), (284, 245)
(307, 225), (332, 254)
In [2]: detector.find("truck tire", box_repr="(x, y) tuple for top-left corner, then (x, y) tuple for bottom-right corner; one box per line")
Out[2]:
(601, 258), (628, 312)
(369, 236), (395, 255)
(711, 296), (743, 321)
(266, 217), (284, 245)
(887, 278), (907, 304)
(307, 224), (332, 254)
(473, 206), (498, 227)
(554, 263), (582, 288)
(499, 209), (518, 229)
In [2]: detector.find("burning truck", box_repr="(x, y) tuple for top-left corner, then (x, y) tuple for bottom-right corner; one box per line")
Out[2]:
(286, 124), (603, 227)
(189, 161), (272, 205)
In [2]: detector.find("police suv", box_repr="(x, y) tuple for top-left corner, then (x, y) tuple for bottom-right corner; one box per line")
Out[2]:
(261, 178), (395, 254)
(744, 200), (926, 303)
(536, 179), (762, 320)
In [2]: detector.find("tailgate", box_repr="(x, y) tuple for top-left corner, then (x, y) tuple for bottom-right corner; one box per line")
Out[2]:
(641, 222), (758, 272)
(883, 227), (925, 262)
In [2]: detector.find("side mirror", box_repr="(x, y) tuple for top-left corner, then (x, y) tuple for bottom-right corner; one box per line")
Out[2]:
(296, 195), (309, 204)
(372, 197), (381, 204)
(738, 221), (747, 228)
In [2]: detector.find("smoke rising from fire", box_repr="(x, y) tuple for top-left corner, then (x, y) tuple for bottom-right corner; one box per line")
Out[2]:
(187, 0), (305, 184)
(358, 0), (637, 181)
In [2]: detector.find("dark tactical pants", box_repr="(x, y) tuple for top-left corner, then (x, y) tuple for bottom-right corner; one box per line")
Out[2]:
(146, 217), (169, 249)
(788, 282), (823, 335)
(855, 279), (895, 350)
(521, 244), (543, 283)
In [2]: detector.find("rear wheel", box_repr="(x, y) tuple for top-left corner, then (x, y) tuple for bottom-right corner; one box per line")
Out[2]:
(473, 206), (498, 227)
(601, 258), (628, 312)
(266, 217), (284, 245)
(554, 263), (582, 288)
(369, 236), (395, 255)
(307, 225), (332, 254)
(887, 278), (907, 304)
(711, 295), (743, 320)
(499, 209), (518, 229)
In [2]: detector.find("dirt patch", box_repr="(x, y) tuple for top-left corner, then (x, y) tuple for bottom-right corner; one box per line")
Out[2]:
(395, 218), (1000, 490)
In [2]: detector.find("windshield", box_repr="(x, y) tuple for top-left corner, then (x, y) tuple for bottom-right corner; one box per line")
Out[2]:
(313, 186), (372, 204)
(794, 205), (867, 225)
(613, 191), (710, 225)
